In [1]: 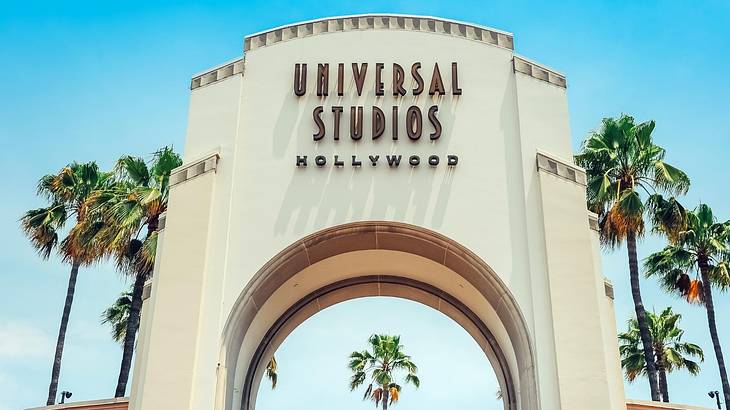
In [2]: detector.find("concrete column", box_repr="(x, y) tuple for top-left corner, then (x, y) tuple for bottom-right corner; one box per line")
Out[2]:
(536, 153), (616, 409)
(130, 160), (218, 410)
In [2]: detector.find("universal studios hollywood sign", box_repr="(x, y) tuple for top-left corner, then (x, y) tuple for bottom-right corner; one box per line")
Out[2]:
(294, 62), (460, 169)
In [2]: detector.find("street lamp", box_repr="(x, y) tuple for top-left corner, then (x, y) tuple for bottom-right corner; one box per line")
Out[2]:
(709, 391), (722, 409)
(59, 391), (72, 404)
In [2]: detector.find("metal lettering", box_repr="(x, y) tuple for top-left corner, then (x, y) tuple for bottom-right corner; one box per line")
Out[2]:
(352, 63), (368, 96)
(332, 106), (343, 140)
(350, 106), (363, 140)
(375, 63), (384, 96)
(386, 155), (402, 167)
(406, 106), (422, 140)
(411, 62), (424, 95)
(372, 106), (385, 139)
(428, 63), (446, 95)
(294, 63), (306, 96)
(393, 63), (406, 96)
(451, 62), (462, 95)
(316, 63), (329, 96)
(428, 106), (441, 140)
(312, 106), (325, 140)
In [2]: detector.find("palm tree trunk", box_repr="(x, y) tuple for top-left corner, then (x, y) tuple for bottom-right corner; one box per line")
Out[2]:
(46, 261), (80, 405)
(114, 271), (146, 397)
(657, 360), (669, 402)
(699, 257), (730, 406)
(627, 231), (661, 401)
(382, 385), (388, 410)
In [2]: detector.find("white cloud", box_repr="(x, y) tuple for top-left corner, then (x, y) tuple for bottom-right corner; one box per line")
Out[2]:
(0, 321), (52, 360)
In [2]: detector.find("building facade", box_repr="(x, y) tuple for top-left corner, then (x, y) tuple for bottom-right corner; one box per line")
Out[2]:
(128, 14), (627, 410)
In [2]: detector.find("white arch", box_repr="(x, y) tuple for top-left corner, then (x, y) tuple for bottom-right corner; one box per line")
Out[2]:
(217, 222), (539, 410)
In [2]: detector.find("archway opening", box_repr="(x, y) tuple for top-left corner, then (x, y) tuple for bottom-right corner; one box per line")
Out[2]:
(219, 222), (538, 410)
(255, 296), (504, 410)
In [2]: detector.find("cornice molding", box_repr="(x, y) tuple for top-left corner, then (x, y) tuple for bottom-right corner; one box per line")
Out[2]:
(190, 17), (573, 91)
(588, 212), (599, 232)
(513, 56), (566, 88)
(191, 59), (244, 90)
(243, 14), (514, 52)
(142, 280), (152, 301)
(536, 152), (586, 186)
(169, 153), (220, 187)
(604, 279), (615, 300)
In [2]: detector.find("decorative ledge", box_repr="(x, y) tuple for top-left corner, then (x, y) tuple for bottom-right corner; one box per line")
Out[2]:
(588, 212), (599, 231)
(191, 59), (244, 90)
(536, 152), (586, 186)
(243, 14), (514, 52)
(158, 212), (166, 230)
(169, 153), (220, 187)
(604, 279), (614, 300)
(142, 280), (152, 301)
(513, 56), (566, 88)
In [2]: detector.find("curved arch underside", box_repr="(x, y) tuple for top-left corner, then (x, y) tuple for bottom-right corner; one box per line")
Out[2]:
(219, 222), (539, 410)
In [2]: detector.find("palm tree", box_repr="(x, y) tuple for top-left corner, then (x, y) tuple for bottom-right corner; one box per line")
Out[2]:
(265, 356), (278, 389)
(92, 147), (182, 397)
(101, 290), (133, 344)
(618, 307), (704, 402)
(575, 114), (690, 400)
(645, 203), (730, 404)
(20, 162), (111, 405)
(348, 334), (419, 410)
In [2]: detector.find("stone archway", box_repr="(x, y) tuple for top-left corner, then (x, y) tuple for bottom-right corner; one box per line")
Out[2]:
(217, 222), (539, 410)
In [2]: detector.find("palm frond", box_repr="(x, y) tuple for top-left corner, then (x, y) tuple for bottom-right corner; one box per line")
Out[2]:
(265, 356), (278, 389)
(618, 307), (703, 382)
(575, 114), (690, 249)
(100, 290), (133, 343)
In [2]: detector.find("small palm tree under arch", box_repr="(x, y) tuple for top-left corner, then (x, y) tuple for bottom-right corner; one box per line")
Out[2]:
(348, 334), (419, 410)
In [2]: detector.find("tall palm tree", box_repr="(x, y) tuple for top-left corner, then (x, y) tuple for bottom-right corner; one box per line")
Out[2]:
(20, 162), (111, 405)
(348, 335), (419, 410)
(265, 356), (278, 389)
(101, 290), (133, 344)
(92, 147), (182, 397)
(618, 307), (704, 402)
(575, 114), (690, 400)
(645, 203), (730, 404)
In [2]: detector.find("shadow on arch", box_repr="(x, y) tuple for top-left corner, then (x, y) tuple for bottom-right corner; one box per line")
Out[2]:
(217, 222), (539, 410)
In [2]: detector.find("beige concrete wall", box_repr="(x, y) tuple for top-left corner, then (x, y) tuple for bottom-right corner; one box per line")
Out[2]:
(129, 15), (626, 410)
(513, 69), (573, 410)
(537, 169), (614, 409)
(591, 223), (629, 408)
(130, 170), (217, 410)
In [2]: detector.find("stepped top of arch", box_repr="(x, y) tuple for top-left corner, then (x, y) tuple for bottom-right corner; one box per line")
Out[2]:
(243, 14), (515, 52)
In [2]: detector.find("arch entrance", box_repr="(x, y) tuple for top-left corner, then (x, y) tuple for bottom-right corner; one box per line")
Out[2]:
(219, 222), (539, 410)
(128, 15), (626, 410)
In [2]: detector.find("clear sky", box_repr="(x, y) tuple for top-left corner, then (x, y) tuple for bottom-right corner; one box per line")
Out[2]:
(1, 1), (729, 409)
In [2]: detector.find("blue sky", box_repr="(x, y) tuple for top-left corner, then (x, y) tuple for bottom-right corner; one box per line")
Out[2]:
(1, 1), (729, 409)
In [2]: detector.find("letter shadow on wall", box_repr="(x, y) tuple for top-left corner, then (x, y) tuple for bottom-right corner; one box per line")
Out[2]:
(273, 89), (459, 235)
